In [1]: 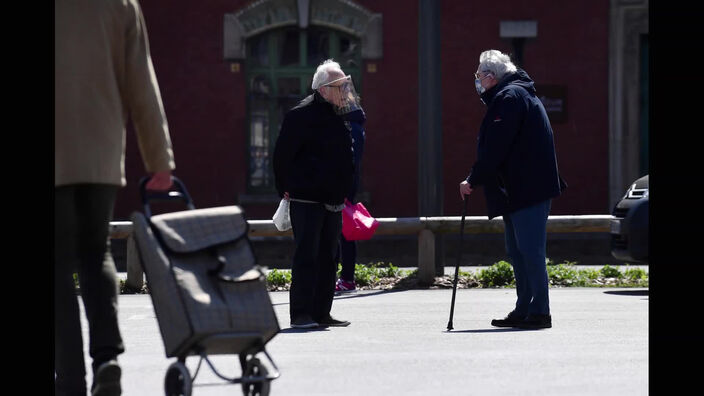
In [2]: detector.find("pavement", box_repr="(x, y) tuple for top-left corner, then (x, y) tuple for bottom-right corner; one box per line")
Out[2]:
(79, 280), (648, 395)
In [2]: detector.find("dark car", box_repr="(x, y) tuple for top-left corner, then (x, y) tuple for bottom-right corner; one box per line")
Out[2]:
(610, 175), (649, 263)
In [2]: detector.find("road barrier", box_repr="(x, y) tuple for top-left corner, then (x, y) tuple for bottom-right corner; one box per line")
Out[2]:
(111, 215), (612, 289)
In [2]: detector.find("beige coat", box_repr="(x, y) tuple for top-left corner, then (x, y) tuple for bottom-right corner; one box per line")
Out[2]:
(55, 0), (175, 187)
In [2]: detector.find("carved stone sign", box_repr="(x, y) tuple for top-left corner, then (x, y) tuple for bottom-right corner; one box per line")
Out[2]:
(236, 0), (298, 37)
(310, 0), (370, 36)
(224, 0), (382, 60)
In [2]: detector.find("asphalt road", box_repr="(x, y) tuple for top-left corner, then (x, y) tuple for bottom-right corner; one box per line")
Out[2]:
(79, 287), (648, 395)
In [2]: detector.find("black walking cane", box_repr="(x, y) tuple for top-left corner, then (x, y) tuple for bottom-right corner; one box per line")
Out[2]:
(447, 195), (469, 331)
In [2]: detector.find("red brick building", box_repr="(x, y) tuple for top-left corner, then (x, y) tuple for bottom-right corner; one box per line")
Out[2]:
(113, 0), (649, 221)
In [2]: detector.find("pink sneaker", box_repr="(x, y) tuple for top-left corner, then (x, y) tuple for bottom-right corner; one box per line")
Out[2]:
(335, 278), (356, 292)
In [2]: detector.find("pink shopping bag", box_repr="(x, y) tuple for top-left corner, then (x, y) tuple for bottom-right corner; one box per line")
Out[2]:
(342, 200), (379, 241)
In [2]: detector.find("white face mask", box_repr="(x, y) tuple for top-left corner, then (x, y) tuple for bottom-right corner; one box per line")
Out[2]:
(475, 78), (485, 95)
(474, 71), (492, 95)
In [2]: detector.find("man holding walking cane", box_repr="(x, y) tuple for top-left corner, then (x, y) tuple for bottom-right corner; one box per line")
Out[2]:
(459, 50), (566, 330)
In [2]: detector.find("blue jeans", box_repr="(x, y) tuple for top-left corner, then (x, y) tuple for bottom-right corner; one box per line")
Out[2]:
(503, 199), (552, 316)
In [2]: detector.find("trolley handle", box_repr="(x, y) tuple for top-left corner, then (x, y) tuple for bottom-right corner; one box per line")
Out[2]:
(139, 175), (195, 219)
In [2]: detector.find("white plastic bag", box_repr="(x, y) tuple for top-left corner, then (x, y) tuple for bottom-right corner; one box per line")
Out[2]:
(272, 198), (292, 231)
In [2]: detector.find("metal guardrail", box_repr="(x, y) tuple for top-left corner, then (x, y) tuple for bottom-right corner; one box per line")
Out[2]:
(113, 215), (613, 288)
(111, 215), (611, 238)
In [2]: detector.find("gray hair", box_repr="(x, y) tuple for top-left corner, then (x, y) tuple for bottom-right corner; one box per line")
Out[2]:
(478, 50), (517, 80)
(311, 59), (344, 90)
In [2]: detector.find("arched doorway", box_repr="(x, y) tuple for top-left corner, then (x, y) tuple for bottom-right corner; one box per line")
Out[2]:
(245, 26), (362, 191)
(224, 0), (381, 196)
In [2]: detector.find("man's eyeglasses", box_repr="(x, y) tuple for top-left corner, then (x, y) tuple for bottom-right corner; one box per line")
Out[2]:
(474, 71), (491, 79)
(323, 75), (351, 89)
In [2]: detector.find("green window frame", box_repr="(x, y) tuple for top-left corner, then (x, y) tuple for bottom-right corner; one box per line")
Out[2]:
(245, 26), (362, 193)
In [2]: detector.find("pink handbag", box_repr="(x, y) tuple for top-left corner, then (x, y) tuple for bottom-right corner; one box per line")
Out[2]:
(341, 199), (379, 241)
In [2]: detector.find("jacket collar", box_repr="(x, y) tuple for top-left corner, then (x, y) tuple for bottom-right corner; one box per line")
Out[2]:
(480, 73), (513, 105)
(313, 90), (339, 113)
(481, 70), (528, 104)
(479, 69), (535, 105)
(313, 90), (366, 122)
(313, 90), (329, 105)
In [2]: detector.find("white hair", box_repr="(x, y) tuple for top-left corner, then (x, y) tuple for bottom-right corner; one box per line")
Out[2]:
(311, 59), (344, 90)
(478, 50), (517, 80)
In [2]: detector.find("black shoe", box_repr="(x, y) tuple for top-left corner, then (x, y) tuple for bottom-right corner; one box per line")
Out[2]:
(91, 359), (121, 396)
(517, 314), (552, 329)
(290, 315), (319, 329)
(316, 315), (351, 327)
(491, 312), (526, 328)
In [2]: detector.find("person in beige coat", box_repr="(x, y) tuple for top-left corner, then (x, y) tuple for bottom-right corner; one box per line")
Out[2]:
(55, 0), (175, 394)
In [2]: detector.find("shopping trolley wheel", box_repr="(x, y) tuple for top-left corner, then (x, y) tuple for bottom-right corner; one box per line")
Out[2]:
(164, 361), (192, 396)
(241, 357), (270, 396)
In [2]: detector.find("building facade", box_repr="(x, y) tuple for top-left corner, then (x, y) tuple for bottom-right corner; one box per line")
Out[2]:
(112, 0), (649, 221)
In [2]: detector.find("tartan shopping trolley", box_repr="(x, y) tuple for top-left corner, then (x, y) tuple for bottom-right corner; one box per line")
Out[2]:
(130, 176), (280, 396)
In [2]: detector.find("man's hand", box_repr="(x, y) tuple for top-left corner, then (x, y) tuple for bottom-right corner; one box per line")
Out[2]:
(145, 171), (173, 191)
(459, 180), (473, 199)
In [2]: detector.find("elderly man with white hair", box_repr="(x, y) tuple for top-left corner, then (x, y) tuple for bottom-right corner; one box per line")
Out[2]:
(273, 59), (360, 329)
(459, 50), (567, 330)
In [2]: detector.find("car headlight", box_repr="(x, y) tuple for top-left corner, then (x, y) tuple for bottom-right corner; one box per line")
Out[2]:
(624, 183), (648, 199)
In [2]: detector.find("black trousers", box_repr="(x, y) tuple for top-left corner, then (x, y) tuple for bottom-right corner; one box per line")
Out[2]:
(338, 234), (357, 281)
(289, 201), (342, 322)
(55, 184), (124, 395)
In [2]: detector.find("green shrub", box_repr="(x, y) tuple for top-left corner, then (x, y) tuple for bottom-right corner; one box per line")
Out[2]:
(575, 267), (601, 287)
(335, 262), (402, 287)
(353, 263), (378, 286)
(547, 262), (579, 286)
(477, 261), (515, 287)
(600, 264), (623, 279)
(267, 269), (291, 288)
(624, 266), (647, 281)
(377, 262), (401, 278)
(157, 260), (649, 294)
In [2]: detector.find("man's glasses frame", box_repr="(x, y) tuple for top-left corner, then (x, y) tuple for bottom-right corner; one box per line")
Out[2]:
(323, 75), (351, 89)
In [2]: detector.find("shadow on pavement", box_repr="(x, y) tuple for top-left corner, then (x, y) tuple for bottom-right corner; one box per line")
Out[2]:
(603, 289), (648, 296)
(333, 289), (406, 299)
(279, 327), (331, 334)
(445, 328), (535, 333)
(271, 289), (404, 307)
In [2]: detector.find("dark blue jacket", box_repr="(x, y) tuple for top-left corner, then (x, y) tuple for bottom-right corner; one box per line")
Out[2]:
(273, 92), (355, 205)
(467, 69), (566, 219)
(341, 109), (366, 201)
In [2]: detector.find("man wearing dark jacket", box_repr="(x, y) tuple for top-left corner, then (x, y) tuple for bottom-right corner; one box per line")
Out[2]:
(273, 59), (357, 329)
(460, 50), (566, 329)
